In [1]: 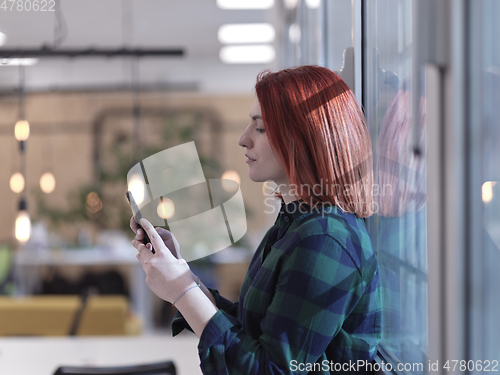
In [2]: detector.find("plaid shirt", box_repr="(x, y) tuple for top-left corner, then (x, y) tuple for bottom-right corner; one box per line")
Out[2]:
(172, 199), (382, 374)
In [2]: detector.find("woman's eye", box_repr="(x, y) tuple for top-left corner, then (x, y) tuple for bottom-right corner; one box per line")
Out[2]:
(256, 128), (266, 134)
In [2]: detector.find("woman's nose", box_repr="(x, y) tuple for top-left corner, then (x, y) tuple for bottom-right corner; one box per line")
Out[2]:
(238, 126), (252, 148)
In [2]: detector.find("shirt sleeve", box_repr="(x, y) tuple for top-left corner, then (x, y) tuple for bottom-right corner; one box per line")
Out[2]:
(171, 287), (239, 336)
(197, 234), (364, 375)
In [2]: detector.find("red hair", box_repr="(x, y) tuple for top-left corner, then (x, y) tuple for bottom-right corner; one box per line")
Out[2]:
(255, 65), (374, 218)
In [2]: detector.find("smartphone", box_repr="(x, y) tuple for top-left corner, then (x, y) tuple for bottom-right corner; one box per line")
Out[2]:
(125, 191), (155, 254)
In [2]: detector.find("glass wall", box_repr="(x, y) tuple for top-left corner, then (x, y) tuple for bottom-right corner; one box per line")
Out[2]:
(363, 0), (427, 371)
(280, 0), (352, 73)
(468, 0), (500, 368)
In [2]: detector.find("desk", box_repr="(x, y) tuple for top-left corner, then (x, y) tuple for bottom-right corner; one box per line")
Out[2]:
(13, 247), (155, 332)
(0, 334), (202, 375)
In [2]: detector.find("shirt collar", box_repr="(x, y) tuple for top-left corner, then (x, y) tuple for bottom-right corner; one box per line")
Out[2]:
(279, 198), (322, 223)
(278, 199), (337, 221)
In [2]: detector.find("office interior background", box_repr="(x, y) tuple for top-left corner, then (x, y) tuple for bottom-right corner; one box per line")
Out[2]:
(0, 0), (499, 374)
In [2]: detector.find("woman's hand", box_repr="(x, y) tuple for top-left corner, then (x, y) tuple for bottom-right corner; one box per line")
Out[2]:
(131, 218), (197, 304)
(129, 216), (217, 306)
(130, 216), (181, 259)
(130, 217), (219, 338)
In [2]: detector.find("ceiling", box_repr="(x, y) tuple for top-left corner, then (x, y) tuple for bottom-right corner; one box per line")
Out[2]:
(0, 0), (280, 94)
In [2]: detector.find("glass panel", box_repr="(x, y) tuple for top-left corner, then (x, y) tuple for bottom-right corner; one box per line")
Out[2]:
(323, 0), (352, 71)
(469, 0), (500, 367)
(363, 0), (427, 371)
(281, 0), (352, 70)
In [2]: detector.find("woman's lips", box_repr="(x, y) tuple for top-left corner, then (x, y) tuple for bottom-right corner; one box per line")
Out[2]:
(245, 154), (256, 163)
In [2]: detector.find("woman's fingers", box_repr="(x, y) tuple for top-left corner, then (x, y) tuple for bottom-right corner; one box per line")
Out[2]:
(140, 218), (166, 255)
(155, 227), (181, 259)
(130, 216), (139, 232)
(130, 217), (144, 241)
(133, 240), (153, 266)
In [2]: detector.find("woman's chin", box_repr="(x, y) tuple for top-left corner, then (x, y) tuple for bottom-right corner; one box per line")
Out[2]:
(248, 173), (266, 183)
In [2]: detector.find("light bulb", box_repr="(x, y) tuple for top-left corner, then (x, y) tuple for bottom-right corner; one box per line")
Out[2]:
(482, 181), (497, 203)
(157, 199), (175, 220)
(86, 192), (102, 213)
(221, 170), (241, 192)
(40, 172), (56, 194)
(10, 173), (25, 193)
(15, 200), (31, 243)
(128, 174), (145, 206)
(15, 120), (30, 141)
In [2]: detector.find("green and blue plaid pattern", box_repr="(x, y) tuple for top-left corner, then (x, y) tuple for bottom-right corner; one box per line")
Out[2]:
(172, 199), (382, 374)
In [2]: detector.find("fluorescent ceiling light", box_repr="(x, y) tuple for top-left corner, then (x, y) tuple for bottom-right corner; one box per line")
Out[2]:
(283, 0), (299, 9)
(305, 0), (321, 9)
(288, 24), (301, 44)
(217, 0), (274, 10)
(220, 45), (275, 64)
(0, 32), (6, 46)
(0, 58), (39, 66)
(218, 24), (275, 44)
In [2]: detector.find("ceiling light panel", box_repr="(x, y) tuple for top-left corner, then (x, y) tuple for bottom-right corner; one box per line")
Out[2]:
(0, 58), (39, 66)
(218, 24), (275, 44)
(217, 0), (274, 10)
(284, 0), (299, 9)
(305, 0), (321, 9)
(220, 45), (275, 64)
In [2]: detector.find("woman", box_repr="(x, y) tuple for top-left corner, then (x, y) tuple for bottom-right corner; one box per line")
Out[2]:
(131, 66), (381, 374)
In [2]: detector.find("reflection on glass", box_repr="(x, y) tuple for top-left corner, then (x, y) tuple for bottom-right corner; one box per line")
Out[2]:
(375, 87), (427, 365)
(364, 0), (427, 371)
(476, 0), (500, 362)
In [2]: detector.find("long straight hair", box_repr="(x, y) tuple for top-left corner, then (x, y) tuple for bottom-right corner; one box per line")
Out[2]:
(255, 65), (373, 218)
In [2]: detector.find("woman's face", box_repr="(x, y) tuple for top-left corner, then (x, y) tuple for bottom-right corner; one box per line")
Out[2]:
(238, 98), (288, 185)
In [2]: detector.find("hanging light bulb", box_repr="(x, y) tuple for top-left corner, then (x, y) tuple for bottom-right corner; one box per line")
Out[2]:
(15, 199), (31, 243)
(86, 192), (103, 213)
(128, 173), (145, 205)
(157, 199), (175, 220)
(10, 172), (25, 193)
(221, 170), (241, 192)
(40, 172), (56, 194)
(14, 120), (30, 141)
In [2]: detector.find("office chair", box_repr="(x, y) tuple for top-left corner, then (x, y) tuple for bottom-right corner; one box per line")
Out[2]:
(53, 360), (176, 375)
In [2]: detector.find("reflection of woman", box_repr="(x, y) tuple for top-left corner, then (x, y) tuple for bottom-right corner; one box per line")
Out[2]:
(131, 66), (381, 374)
(376, 89), (426, 218)
(375, 89), (427, 363)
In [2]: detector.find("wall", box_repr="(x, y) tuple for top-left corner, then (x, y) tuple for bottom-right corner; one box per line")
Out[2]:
(0, 91), (279, 251)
